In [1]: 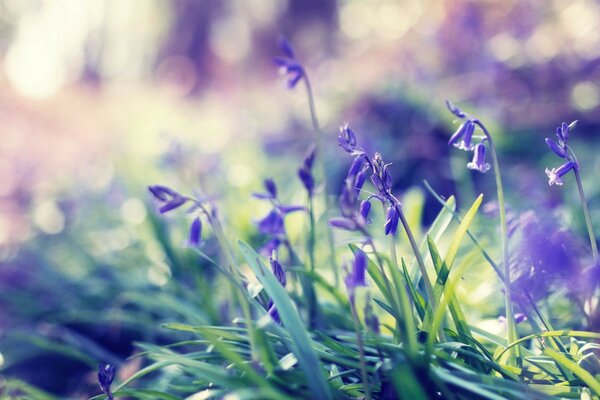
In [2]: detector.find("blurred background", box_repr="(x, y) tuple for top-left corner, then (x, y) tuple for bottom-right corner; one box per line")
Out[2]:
(1, 0), (600, 397)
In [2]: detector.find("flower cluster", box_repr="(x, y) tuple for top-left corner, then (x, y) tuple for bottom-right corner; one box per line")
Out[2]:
(273, 36), (305, 89)
(545, 121), (579, 186)
(148, 185), (205, 247)
(446, 100), (490, 173)
(329, 123), (401, 236)
(253, 178), (304, 255)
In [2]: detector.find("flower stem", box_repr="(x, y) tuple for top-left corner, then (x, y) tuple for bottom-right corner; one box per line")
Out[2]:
(388, 234), (418, 357)
(303, 74), (339, 286)
(349, 299), (373, 400)
(573, 167), (598, 261)
(394, 201), (436, 310)
(474, 120), (518, 365)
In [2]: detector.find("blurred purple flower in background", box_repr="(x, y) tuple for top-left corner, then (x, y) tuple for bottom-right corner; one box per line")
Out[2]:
(273, 36), (305, 89)
(148, 185), (189, 214)
(512, 210), (581, 302)
(345, 248), (367, 301)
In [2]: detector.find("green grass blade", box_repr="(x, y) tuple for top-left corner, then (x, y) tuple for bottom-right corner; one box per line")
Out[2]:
(238, 240), (333, 400)
(543, 348), (600, 396)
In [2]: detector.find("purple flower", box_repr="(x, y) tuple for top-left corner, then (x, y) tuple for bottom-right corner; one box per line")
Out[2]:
(148, 185), (188, 214)
(273, 37), (304, 89)
(345, 248), (368, 300)
(545, 161), (576, 186)
(556, 121), (575, 144)
(260, 238), (281, 257)
(267, 300), (281, 324)
(270, 257), (287, 287)
(298, 145), (317, 195)
(338, 123), (358, 153)
(187, 217), (202, 247)
(257, 210), (285, 235)
(384, 205), (399, 235)
(277, 204), (305, 214)
(359, 200), (371, 221)
(148, 185), (178, 201)
(253, 179), (277, 199)
(545, 138), (568, 159)
(98, 363), (116, 399)
(448, 120), (476, 151)
(329, 217), (358, 231)
(467, 143), (491, 173)
(445, 99), (466, 119)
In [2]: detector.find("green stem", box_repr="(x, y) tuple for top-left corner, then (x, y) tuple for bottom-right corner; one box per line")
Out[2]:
(394, 203), (436, 310)
(573, 167), (598, 261)
(205, 209), (258, 362)
(349, 299), (373, 400)
(473, 120), (518, 366)
(388, 234), (418, 356)
(303, 74), (339, 286)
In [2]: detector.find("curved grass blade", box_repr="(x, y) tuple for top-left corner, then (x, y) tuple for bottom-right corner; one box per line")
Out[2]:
(543, 348), (600, 396)
(238, 240), (333, 400)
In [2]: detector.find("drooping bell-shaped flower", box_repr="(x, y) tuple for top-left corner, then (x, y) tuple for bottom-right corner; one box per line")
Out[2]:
(448, 120), (476, 151)
(545, 161), (576, 186)
(467, 143), (491, 173)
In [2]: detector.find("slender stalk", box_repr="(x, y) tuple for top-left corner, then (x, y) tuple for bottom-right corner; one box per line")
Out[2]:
(303, 74), (339, 286)
(573, 167), (598, 261)
(388, 234), (418, 356)
(305, 194), (320, 328)
(349, 300), (373, 400)
(203, 207), (258, 362)
(392, 199), (436, 309)
(473, 120), (518, 365)
(363, 235), (403, 341)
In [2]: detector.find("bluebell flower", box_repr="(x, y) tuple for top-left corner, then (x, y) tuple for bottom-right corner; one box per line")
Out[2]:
(545, 138), (568, 159)
(270, 256), (287, 287)
(545, 161), (576, 186)
(260, 238), (281, 257)
(329, 217), (358, 231)
(148, 185), (188, 214)
(298, 146), (317, 196)
(359, 200), (371, 221)
(277, 204), (305, 214)
(98, 363), (116, 399)
(252, 179), (278, 199)
(257, 210), (285, 235)
(187, 217), (202, 247)
(273, 36), (304, 89)
(345, 248), (368, 300)
(448, 120), (476, 151)
(338, 123), (358, 153)
(267, 299), (281, 324)
(467, 143), (491, 173)
(384, 205), (400, 236)
(445, 99), (466, 119)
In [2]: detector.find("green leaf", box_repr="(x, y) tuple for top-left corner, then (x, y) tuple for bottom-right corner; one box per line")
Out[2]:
(238, 240), (332, 400)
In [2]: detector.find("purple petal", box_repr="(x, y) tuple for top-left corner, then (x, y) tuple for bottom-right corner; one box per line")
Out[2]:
(329, 217), (358, 231)
(148, 185), (178, 201)
(545, 138), (567, 158)
(278, 204), (306, 214)
(188, 217), (202, 247)
(277, 36), (296, 59)
(159, 197), (187, 214)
